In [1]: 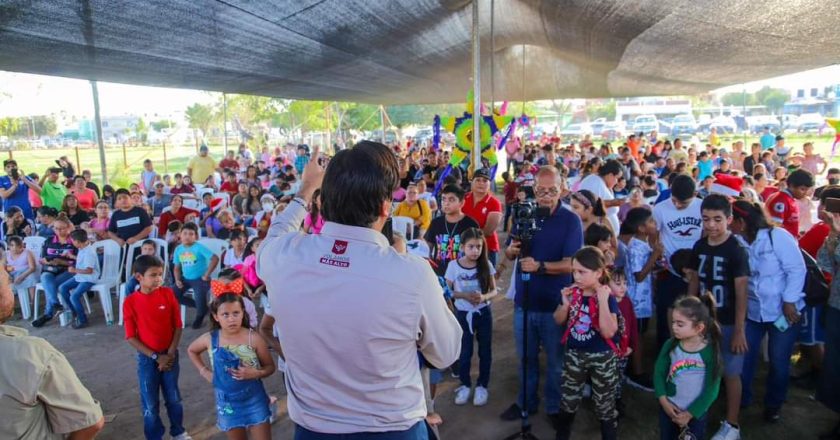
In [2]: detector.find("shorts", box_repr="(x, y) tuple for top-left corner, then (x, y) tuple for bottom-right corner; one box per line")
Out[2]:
(429, 368), (444, 385)
(720, 325), (745, 377)
(798, 305), (825, 346)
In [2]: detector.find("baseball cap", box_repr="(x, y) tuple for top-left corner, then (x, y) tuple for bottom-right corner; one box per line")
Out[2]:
(775, 135), (785, 141)
(472, 168), (492, 181)
(199, 144), (209, 151)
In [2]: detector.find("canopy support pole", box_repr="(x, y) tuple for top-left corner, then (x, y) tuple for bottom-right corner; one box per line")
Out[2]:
(380, 105), (386, 143)
(325, 102), (332, 153)
(90, 80), (108, 185)
(472, 0), (482, 171)
(223, 93), (229, 155)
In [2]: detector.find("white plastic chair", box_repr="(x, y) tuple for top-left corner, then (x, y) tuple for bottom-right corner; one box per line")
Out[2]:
(213, 192), (231, 206)
(179, 238), (229, 327)
(182, 199), (200, 210)
(84, 240), (122, 325)
(391, 216), (415, 241)
(118, 238), (168, 325)
(19, 237), (46, 318)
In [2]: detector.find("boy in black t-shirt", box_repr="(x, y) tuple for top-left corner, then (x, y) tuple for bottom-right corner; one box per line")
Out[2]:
(108, 188), (153, 247)
(686, 194), (750, 440)
(424, 184), (478, 277)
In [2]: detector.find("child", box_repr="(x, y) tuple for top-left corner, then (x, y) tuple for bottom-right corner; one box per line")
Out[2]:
(622, 207), (663, 390)
(423, 184), (479, 278)
(554, 246), (621, 440)
(222, 230), (247, 268)
(765, 168), (815, 237)
(35, 206), (57, 239)
(685, 194), (750, 440)
(236, 238), (265, 301)
(90, 201), (111, 241)
(302, 189), (324, 234)
(172, 223), (219, 329)
(609, 269), (638, 419)
(501, 171), (518, 232)
(123, 255), (191, 440)
(187, 293), (274, 440)
(654, 294), (722, 440)
(585, 223), (619, 268)
(6, 235), (37, 307)
(124, 240), (159, 297)
(212, 268), (258, 328)
(58, 229), (100, 329)
(445, 227), (497, 407)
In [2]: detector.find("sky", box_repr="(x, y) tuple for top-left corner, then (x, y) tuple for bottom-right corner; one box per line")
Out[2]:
(1, 64), (838, 119)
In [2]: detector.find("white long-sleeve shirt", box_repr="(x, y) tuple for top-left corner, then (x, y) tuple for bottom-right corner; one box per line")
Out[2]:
(257, 202), (462, 434)
(743, 228), (806, 322)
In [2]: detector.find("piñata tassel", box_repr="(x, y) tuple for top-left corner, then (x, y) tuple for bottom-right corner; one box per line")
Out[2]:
(433, 115), (441, 151)
(432, 164), (452, 196)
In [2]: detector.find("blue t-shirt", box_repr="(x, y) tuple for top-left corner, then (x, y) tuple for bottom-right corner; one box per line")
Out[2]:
(566, 294), (620, 353)
(173, 243), (214, 280)
(760, 133), (776, 150)
(697, 160), (713, 180)
(511, 205), (583, 313)
(0, 176), (33, 219)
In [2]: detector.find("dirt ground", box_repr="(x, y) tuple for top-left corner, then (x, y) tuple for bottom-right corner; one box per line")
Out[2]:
(10, 266), (838, 440)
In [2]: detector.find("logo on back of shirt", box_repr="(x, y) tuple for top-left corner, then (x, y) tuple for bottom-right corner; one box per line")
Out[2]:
(666, 216), (701, 237)
(332, 240), (348, 255)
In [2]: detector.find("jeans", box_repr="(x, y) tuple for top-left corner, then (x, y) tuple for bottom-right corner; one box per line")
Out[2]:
(513, 307), (564, 413)
(503, 204), (513, 232)
(740, 318), (801, 409)
(137, 352), (185, 440)
(658, 407), (707, 440)
(295, 421), (427, 440)
(455, 307), (493, 388)
(40, 270), (74, 316)
(58, 279), (94, 323)
(488, 251), (498, 267)
(654, 271), (686, 353)
(173, 278), (210, 326)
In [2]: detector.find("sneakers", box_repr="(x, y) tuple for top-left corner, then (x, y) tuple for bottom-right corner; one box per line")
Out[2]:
(710, 421), (741, 440)
(454, 385), (471, 405)
(473, 386), (488, 406)
(31, 314), (53, 328)
(172, 433), (193, 440)
(625, 373), (655, 392)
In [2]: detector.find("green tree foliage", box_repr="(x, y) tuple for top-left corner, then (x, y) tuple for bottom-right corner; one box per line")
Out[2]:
(150, 120), (177, 131)
(586, 101), (616, 121)
(185, 103), (217, 139)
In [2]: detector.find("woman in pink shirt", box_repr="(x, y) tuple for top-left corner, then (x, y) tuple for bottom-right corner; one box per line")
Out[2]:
(71, 175), (98, 211)
(303, 189), (324, 234)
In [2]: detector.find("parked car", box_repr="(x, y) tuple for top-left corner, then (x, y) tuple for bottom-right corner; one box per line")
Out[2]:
(798, 113), (825, 132)
(589, 118), (607, 136)
(781, 114), (800, 130)
(633, 115), (659, 135)
(600, 121), (626, 142)
(670, 114), (698, 136)
(747, 116), (781, 134)
(560, 123), (593, 140)
(413, 127), (433, 146)
(708, 116), (737, 134)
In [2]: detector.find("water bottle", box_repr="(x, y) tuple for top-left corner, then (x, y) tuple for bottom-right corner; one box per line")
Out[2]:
(58, 311), (73, 327)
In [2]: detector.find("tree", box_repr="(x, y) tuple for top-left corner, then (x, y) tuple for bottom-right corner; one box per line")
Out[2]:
(185, 103), (216, 141)
(134, 118), (148, 144)
(586, 100), (616, 121)
(0, 117), (20, 137)
(721, 92), (757, 107)
(758, 87), (789, 114)
(150, 120), (177, 131)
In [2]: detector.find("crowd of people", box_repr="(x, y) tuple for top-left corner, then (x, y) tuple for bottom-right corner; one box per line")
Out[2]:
(0, 128), (839, 440)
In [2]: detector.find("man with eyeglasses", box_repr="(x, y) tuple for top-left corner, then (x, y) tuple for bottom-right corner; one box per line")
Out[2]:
(499, 166), (583, 426)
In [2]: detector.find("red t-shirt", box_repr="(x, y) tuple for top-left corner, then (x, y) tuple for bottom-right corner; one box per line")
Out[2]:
(123, 287), (182, 353)
(503, 181), (518, 204)
(760, 186), (779, 202)
(617, 295), (639, 352)
(463, 192), (503, 252)
(158, 207), (199, 237)
(220, 181), (239, 196)
(219, 158), (239, 170)
(765, 190), (799, 237)
(799, 222), (829, 258)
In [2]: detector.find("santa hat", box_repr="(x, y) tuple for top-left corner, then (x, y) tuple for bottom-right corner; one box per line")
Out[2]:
(210, 198), (227, 212)
(710, 173), (742, 197)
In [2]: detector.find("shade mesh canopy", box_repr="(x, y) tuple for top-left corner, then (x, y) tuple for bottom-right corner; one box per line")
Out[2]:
(1, 0), (839, 104)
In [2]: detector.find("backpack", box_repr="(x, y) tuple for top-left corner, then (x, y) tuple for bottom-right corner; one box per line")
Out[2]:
(561, 287), (630, 357)
(767, 228), (829, 307)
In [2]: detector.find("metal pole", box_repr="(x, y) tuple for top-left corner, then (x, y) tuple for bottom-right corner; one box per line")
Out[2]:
(163, 141), (169, 173)
(223, 93), (229, 155)
(325, 102), (332, 153)
(380, 105), (386, 143)
(742, 87), (747, 146)
(90, 80), (108, 185)
(472, 0), (482, 171)
(74, 146), (81, 174)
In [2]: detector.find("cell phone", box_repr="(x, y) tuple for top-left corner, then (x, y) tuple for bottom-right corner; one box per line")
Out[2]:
(826, 198), (840, 214)
(773, 315), (790, 332)
(9, 168), (19, 180)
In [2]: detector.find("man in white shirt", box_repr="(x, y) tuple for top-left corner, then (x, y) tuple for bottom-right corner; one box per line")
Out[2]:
(258, 142), (462, 439)
(578, 158), (624, 234)
(652, 174), (703, 350)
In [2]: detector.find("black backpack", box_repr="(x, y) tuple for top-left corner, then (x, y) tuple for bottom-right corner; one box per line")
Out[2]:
(767, 228), (830, 307)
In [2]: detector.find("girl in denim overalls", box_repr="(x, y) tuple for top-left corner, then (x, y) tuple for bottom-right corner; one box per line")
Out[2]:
(188, 293), (276, 439)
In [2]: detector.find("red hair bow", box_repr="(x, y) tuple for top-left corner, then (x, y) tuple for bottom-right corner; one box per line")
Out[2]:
(211, 278), (244, 297)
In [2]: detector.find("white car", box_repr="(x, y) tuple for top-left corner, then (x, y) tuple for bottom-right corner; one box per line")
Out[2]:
(798, 113), (826, 132)
(560, 123), (593, 139)
(633, 115), (659, 134)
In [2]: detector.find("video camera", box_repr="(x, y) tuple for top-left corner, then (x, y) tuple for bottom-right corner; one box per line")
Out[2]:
(511, 201), (550, 257)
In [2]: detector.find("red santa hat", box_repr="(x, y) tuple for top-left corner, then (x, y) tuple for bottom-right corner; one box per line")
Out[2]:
(210, 198), (227, 212)
(710, 173), (743, 197)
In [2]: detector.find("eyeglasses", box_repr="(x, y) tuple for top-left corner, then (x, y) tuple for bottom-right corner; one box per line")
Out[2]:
(535, 187), (559, 197)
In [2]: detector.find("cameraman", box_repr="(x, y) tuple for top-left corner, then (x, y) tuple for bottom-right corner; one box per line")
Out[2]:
(499, 166), (583, 424)
(0, 159), (41, 220)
